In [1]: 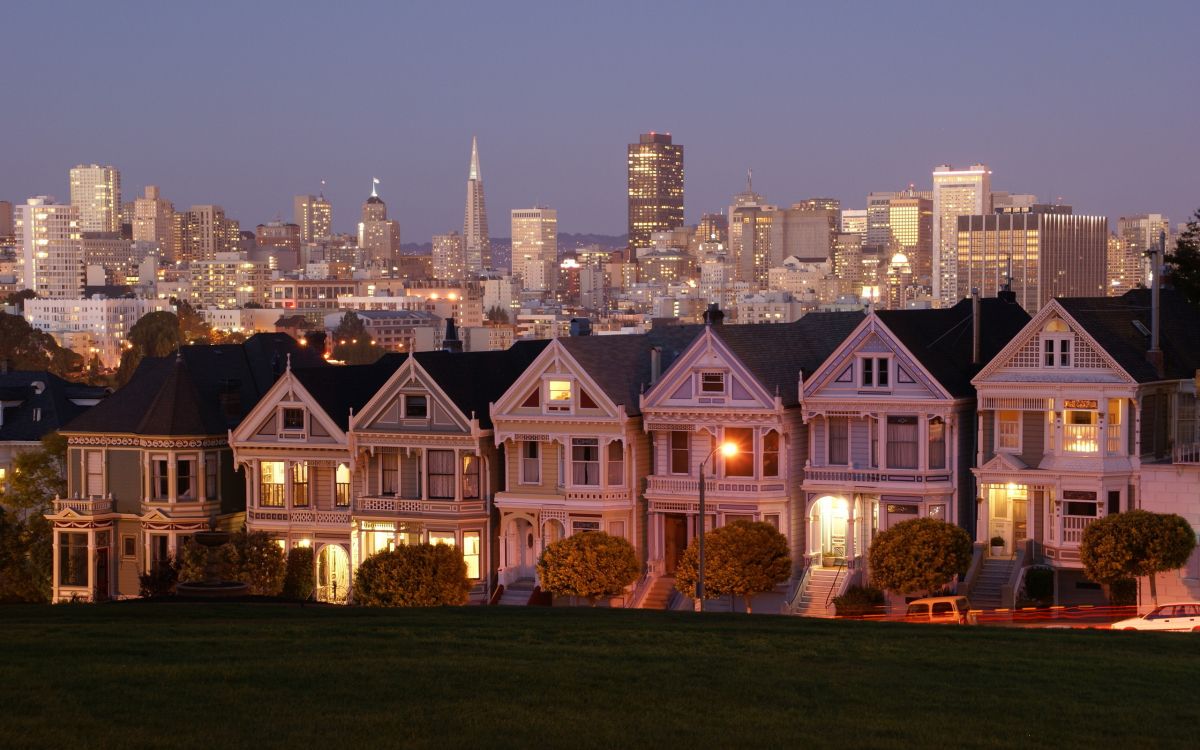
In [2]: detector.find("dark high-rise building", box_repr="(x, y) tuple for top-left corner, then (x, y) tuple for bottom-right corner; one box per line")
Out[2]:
(627, 132), (683, 252)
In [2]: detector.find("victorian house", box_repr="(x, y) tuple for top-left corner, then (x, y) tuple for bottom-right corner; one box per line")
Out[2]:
(640, 310), (864, 611)
(489, 326), (698, 604)
(971, 289), (1200, 606)
(796, 294), (1029, 614)
(348, 342), (549, 602)
(47, 335), (319, 601)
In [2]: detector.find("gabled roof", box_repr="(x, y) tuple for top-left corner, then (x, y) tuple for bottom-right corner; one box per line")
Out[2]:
(63, 334), (324, 437)
(290, 355), (405, 431)
(877, 296), (1030, 398)
(1056, 289), (1200, 383)
(414, 340), (551, 428)
(0, 371), (108, 442)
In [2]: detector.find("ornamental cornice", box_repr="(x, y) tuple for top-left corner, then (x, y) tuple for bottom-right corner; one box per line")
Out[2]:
(351, 432), (482, 447)
(66, 434), (227, 449)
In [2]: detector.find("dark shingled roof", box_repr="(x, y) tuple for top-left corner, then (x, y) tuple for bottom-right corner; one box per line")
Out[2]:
(878, 295), (1031, 398)
(0, 372), (108, 442)
(290, 354), (406, 431)
(63, 334), (324, 436)
(1057, 289), (1200, 383)
(414, 339), (551, 428)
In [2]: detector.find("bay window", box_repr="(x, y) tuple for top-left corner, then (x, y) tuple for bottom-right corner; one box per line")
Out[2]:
(724, 428), (754, 477)
(85, 451), (103, 497)
(260, 461), (286, 507)
(1106, 399), (1122, 454)
(151, 456), (170, 500)
(176, 456), (198, 500)
(520, 441), (540, 484)
(571, 439), (600, 486)
(380, 453), (398, 495)
(292, 462), (309, 507)
(607, 441), (624, 486)
(997, 410), (1020, 452)
(828, 418), (848, 466)
(886, 416), (918, 469)
(59, 532), (88, 587)
(670, 431), (690, 474)
(462, 454), (480, 499)
(462, 531), (481, 579)
(928, 417), (946, 470)
(205, 453), (218, 500)
(762, 430), (780, 477)
(335, 463), (351, 507)
(428, 450), (456, 499)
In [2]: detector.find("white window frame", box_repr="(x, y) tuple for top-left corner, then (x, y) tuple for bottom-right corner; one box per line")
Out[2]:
(699, 371), (727, 395)
(996, 410), (1021, 453)
(1043, 335), (1072, 368)
(85, 449), (104, 497)
(570, 438), (601, 487)
(519, 441), (540, 485)
(279, 405), (307, 439)
(403, 394), (429, 420)
(858, 356), (892, 390)
(546, 378), (574, 413)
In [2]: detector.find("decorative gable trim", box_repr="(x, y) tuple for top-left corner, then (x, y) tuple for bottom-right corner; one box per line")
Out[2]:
(802, 314), (952, 401)
(351, 358), (472, 435)
(491, 340), (623, 423)
(641, 328), (777, 412)
(230, 371), (345, 447)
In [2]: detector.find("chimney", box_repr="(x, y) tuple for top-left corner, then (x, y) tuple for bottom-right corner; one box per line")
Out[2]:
(703, 302), (724, 326)
(1146, 231), (1164, 377)
(650, 346), (662, 383)
(971, 288), (981, 366)
(443, 318), (463, 353)
(569, 318), (592, 336)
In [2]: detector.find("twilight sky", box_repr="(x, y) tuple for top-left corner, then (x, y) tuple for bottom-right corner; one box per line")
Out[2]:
(4, 1), (1198, 241)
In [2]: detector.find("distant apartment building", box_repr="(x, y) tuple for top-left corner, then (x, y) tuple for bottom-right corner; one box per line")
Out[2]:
(294, 194), (332, 242)
(627, 132), (683, 252)
(24, 296), (174, 367)
(69, 164), (121, 233)
(0, 200), (16, 243)
(270, 278), (358, 309)
(16, 197), (83, 298)
(190, 253), (272, 309)
(81, 232), (138, 285)
(511, 207), (557, 291)
(432, 231), (466, 282)
(932, 163), (991, 306)
(322, 309), (441, 353)
(132, 186), (176, 259)
(255, 221), (302, 257)
(180, 205), (240, 261)
(1110, 213), (1171, 294)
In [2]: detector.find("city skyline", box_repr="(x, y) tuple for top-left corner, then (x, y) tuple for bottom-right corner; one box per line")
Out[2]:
(2, 2), (1196, 242)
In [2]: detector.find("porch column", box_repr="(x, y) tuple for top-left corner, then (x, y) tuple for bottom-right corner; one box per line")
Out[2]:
(846, 502), (857, 562)
(51, 528), (60, 601)
(454, 449), (463, 502)
(198, 452), (207, 501)
(87, 529), (95, 599)
(419, 448), (428, 501)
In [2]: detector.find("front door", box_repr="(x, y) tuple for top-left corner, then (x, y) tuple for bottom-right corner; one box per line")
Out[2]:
(95, 549), (109, 601)
(663, 514), (687, 574)
(988, 485), (1028, 557)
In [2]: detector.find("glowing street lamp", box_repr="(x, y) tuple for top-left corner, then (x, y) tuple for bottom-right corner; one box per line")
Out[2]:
(697, 440), (738, 611)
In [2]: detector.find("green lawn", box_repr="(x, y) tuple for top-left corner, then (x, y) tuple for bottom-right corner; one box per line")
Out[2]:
(0, 604), (1192, 749)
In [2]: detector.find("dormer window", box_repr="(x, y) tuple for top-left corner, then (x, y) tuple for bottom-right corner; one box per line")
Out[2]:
(860, 357), (890, 389)
(282, 407), (305, 432)
(547, 380), (573, 412)
(700, 372), (726, 393)
(1043, 320), (1072, 367)
(404, 395), (427, 419)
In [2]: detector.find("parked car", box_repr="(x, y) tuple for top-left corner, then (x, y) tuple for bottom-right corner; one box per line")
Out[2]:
(1111, 603), (1200, 632)
(905, 596), (977, 625)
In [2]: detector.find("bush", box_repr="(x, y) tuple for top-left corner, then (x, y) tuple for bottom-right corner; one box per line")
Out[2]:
(1080, 510), (1197, 605)
(283, 547), (316, 601)
(1109, 578), (1137, 606)
(537, 531), (640, 605)
(832, 585), (885, 617)
(1021, 566), (1054, 603)
(354, 543), (471, 607)
(138, 557), (179, 598)
(868, 518), (972, 595)
(227, 529), (287, 596)
(675, 521), (791, 613)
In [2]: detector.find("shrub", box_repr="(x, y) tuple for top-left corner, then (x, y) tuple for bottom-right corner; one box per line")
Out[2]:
(675, 521), (791, 613)
(138, 557), (179, 598)
(227, 529), (286, 596)
(282, 547), (316, 601)
(1021, 566), (1054, 603)
(354, 543), (471, 607)
(1108, 578), (1137, 606)
(1080, 510), (1197, 605)
(537, 531), (640, 605)
(868, 518), (973, 595)
(990, 536), (1005, 547)
(832, 585), (885, 617)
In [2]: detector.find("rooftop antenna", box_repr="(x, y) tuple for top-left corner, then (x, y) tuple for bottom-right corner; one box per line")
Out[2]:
(319, 179), (326, 199)
(371, 177), (380, 198)
(747, 168), (753, 194)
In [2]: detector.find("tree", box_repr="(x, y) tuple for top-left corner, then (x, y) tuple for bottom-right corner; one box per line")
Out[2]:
(282, 546), (316, 601)
(331, 311), (384, 365)
(1165, 208), (1200, 305)
(171, 298), (212, 343)
(353, 543), (471, 607)
(0, 509), (51, 603)
(485, 305), (510, 324)
(1080, 510), (1197, 606)
(226, 529), (287, 596)
(0, 432), (68, 513)
(868, 518), (973, 596)
(674, 521), (792, 613)
(5, 289), (37, 311)
(537, 531), (640, 605)
(116, 310), (182, 386)
(0, 312), (84, 376)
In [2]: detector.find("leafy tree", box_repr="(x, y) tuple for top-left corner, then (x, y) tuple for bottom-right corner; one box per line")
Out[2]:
(537, 531), (640, 605)
(226, 529), (287, 596)
(0, 510), (51, 602)
(282, 546), (316, 601)
(1080, 510), (1197, 605)
(171, 298), (212, 343)
(353, 543), (471, 607)
(485, 305), (510, 324)
(868, 518), (973, 595)
(0, 432), (68, 513)
(674, 520), (791, 613)
(1165, 208), (1200, 305)
(139, 555), (179, 597)
(331, 311), (384, 365)
(5, 289), (37, 310)
(116, 310), (182, 386)
(0, 312), (84, 376)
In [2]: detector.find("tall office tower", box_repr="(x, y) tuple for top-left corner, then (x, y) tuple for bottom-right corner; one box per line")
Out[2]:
(840, 209), (867, 236)
(1106, 233), (1124, 296)
(695, 212), (728, 246)
(832, 232), (865, 298)
(432, 231), (466, 282)
(255, 222), (302, 256)
(511, 207), (558, 291)
(69, 164), (121, 233)
(1110, 213), (1171, 294)
(729, 197), (776, 287)
(956, 205), (1107, 312)
(627, 132), (684, 253)
(358, 182), (401, 268)
(463, 137), (490, 274)
(0, 200), (13, 242)
(771, 203), (839, 264)
(932, 163), (991, 306)
(294, 194), (332, 242)
(15, 197), (83, 298)
(866, 192), (898, 250)
(886, 193), (934, 287)
(132, 186), (176, 258)
(181, 205), (239, 261)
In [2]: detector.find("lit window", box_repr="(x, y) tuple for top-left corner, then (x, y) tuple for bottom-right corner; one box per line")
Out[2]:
(548, 380), (573, 411)
(1064, 410), (1099, 453)
(928, 417), (946, 470)
(260, 461), (286, 507)
(997, 411), (1020, 452)
(335, 463), (351, 507)
(724, 428), (754, 477)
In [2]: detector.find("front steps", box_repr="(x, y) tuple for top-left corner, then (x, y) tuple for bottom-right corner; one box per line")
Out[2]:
(789, 568), (846, 618)
(969, 559), (1015, 610)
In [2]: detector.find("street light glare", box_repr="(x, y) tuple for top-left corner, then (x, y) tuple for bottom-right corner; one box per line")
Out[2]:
(720, 441), (739, 457)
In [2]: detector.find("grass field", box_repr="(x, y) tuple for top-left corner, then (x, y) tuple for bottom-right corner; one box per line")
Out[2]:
(0, 604), (1193, 749)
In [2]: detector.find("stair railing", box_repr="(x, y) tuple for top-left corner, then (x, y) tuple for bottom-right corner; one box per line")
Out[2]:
(784, 564), (815, 614)
(825, 560), (847, 609)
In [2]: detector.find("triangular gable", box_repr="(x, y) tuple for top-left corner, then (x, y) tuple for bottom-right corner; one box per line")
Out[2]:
(802, 315), (949, 401)
(642, 328), (777, 411)
(977, 452), (1028, 473)
(231, 370), (346, 445)
(351, 357), (472, 434)
(491, 340), (623, 419)
(972, 301), (1136, 386)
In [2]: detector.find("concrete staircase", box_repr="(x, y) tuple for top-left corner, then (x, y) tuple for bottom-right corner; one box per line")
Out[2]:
(969, 559), (1015, 610)
(497, 580), (535, 606)
(789, 568), (845, 618)
(638, 576), (676, 610)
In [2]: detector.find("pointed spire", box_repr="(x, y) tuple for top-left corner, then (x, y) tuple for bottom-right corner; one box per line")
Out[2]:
(468, 136), (481, 181)
(747, 168), (753, 193)
(286, 352), (292, 371)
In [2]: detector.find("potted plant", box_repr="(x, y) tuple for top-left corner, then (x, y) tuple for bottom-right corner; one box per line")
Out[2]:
(990, 536), (1005, 556)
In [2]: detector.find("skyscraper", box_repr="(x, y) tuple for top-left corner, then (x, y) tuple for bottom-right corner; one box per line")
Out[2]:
(627, 132), (683, 253)
(69, 164), (121, 233)
(511, 207), (558, 291)
(886, 193), (933, 288)
(463, 137), (490, 275)
(294, 194), (332, 242)
(932, 163), (991, 306)
(0, 200), (14, 243)
(133, 186), (176, 258)
(728, 184), (775, 286)
(432, 231), (466, 282)
(1110, 213), (1171, 294)
(180, 205), (239, 261)
(16, 196), (83, 298)
(358, 181), (400, 268)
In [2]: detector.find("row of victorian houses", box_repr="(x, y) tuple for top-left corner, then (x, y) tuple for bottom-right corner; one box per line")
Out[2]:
(44, 289), (1200, 613)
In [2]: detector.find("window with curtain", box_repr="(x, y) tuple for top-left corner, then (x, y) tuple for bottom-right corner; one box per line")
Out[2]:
(335, 463), (350, 507)
(176, 456), (198, 500)
(724, 427), (754, 477)
(461, 454), (480, 499)
(928, 417), (946, 470)
(427, 450), (456, 499)
(85, 451), (103, 497)
(59, 532), (89, 587)
(887, 416), (918, 469)
(607, 440), (624, 486)
(260, 461), (286, 507)
(462, 531), (481, 579)
(762, 430), (780, 477)
(292, 462), (309, 507)
(380, 453), (398, 495)
(520, 441), (540, 484)
(670, 431), (690, 474)
(571, 439), (600, 486)
(828, 418), (848, 465)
